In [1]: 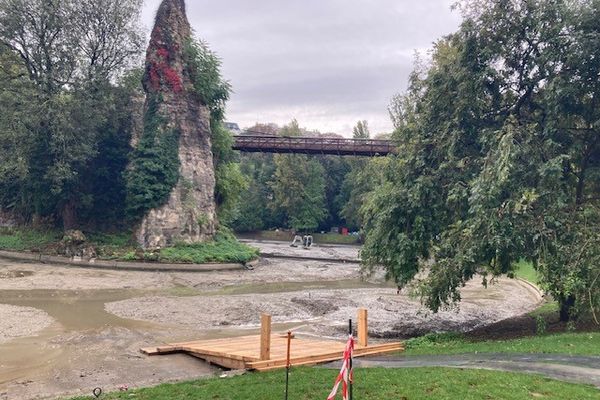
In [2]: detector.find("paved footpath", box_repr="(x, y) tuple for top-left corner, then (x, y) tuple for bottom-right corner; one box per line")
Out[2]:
(332, 354), (600, 388)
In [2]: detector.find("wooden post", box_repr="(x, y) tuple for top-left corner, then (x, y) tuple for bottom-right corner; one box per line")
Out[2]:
(285, 331), (292, 400)
(357, 308), (368, 348)
(260, 313), (272, 360)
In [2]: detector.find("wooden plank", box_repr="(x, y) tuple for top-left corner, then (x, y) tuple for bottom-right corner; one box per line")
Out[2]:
(260, 314), (272, 361)
(188, 353), (247, 370)
(254, 345), (405, 371)
(358, 308), (368, 348)
(140, 346), (181, 356)
(249, 342), (404, 370)
(142, 332), (404, 372)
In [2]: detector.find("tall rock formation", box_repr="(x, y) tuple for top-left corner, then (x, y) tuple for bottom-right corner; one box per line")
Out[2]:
(134, 0), (217, 248)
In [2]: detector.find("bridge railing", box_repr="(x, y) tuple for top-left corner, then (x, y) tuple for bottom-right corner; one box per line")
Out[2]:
(232, 135), (396, 156)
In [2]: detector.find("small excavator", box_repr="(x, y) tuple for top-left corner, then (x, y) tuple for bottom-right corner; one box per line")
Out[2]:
(290, 232), (313, 249)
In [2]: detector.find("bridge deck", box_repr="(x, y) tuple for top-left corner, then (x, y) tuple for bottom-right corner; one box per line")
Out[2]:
(233, 135), (396, 156)
(141, 334), (404, 371)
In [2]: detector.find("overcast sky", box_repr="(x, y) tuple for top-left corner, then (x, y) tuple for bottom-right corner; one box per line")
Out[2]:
(141, 1), (462, 136)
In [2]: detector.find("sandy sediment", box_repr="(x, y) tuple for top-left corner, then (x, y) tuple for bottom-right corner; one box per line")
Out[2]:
(0, 257), (364, 292)
(0, 304), (54, 344)
(248, 240), (361, 260)
(0, 241), (544, 400)
(106, 278), (542, 339)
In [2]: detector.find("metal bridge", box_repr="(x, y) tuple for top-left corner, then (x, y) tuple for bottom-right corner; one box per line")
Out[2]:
(232, 135), (396, 156)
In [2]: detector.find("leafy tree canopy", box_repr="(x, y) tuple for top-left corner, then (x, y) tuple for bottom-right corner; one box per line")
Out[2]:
(361, 0), (600, 321)
(270, 120), (328, 232)
(0, 0), (144, 229)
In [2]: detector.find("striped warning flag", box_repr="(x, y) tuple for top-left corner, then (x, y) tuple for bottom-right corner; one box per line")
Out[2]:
(327, 334), (354, 400)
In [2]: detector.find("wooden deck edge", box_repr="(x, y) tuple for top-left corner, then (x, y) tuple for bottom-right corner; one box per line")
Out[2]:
(141, 346), (184, 356)
(354, 343), (405, 354)
(186, 349), (259, 363)
(188, 353), (248, 370)
(248, 343), (404, 370)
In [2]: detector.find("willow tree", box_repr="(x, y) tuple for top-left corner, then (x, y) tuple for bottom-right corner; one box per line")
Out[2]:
(361, 0), (600, 322)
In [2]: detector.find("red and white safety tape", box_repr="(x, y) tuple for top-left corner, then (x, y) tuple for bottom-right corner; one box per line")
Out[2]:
(327, 335), (354, 400)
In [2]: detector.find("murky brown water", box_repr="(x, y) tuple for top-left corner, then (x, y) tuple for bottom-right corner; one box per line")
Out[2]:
(0, 289), (152, 331)
(0, 289), (160, 387)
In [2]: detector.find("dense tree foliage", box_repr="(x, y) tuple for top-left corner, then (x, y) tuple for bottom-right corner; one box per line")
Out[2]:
(361, 0), (600, 321)
(0, 0), (244, 232)
(269, 121), (328, 232)
(339, 121), (376, 231)
(232, 121), (382, 233)
(185, 39), (247, 225)
(0, 0), (144, 229)
(125, 93), (181, 221)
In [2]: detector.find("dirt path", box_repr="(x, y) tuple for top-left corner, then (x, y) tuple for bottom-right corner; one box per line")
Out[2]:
(0, 241), (543, 400)
(343, 354), (600, 389)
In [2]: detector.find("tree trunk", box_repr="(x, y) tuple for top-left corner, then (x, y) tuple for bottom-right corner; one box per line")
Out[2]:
(576, 160), (587, 206)
(559, 295), (576, 322)
(61, 199), (78, 231)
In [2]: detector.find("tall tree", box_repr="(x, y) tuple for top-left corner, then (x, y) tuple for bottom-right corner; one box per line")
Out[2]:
(233, 123), (281, 232)
(338, 120), (374, 230)
(0, 0), (144, 228)
(361, 0), (600, 321)
(352, 120), (370, 139)
(270, 120), (327, 232)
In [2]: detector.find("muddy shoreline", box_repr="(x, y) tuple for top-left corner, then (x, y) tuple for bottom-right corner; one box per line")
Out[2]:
(0, 304), (54, 344)
(0, 241), (542, 400)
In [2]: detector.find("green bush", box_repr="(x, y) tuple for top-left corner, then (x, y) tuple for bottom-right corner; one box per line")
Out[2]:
(159, 233), (258, 264)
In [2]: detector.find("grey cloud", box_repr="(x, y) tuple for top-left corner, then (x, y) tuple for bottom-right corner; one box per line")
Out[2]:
(142, 0), (461, 135)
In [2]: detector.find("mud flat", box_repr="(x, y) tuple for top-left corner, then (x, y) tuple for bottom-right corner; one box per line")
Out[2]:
(0, 241), (543, 400)
(0, 304), (54, 344)
(245, 239), (360, 260)
(0, 257), (364, 292)
(106, 278), (542, 339)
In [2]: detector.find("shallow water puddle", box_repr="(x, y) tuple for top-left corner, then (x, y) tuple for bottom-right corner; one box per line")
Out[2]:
(0, 326), (64, 386)
(0, 289), (157, 386)
(0, 289), (151, 331)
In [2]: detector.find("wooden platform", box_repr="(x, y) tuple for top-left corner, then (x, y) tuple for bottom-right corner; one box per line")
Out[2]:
(141, 334), (404, 371)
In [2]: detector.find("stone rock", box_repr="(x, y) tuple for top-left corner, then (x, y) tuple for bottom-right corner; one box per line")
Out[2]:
(62, 230), (87, 245)
(59, 230), (97, 259)
(135, 0), (217, 249)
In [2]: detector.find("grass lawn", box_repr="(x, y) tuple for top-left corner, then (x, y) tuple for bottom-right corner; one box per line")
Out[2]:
(158, 236), (259, 264)
(401, 260), (600, 357)
(513, 259), (538, 284)
(0, 227), (61, 251)
(403, 331), (600, 356)
(66, 367), (599, 400)
(314, 232), (360, 245)
(0, 227), (258, 264)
